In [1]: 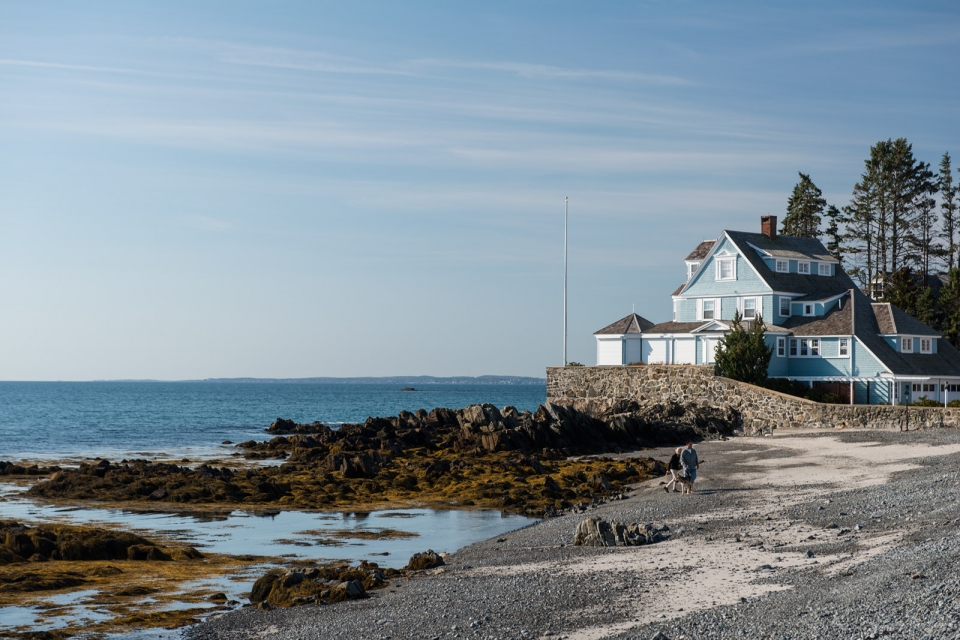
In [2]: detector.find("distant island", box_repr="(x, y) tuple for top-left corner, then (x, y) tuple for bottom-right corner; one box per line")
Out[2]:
(192, 375), (546, 385)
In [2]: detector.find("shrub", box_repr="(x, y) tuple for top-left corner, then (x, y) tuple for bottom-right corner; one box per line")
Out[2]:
(948, 400), (960, 408)
(909, 396), (942, 407)
(714, 312), (772, 385)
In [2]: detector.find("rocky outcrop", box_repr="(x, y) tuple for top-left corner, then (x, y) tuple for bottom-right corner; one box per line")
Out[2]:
(404, 549), (445, 571)
(573, 517), (668, 547)
(248, 561), (392, 607)
(0, 521), (202, 577)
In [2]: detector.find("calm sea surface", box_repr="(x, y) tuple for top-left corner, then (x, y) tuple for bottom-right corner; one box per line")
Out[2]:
(0, 381), (546, 460)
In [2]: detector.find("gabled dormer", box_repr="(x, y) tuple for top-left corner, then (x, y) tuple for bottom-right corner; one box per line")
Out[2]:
(873, 302), (941, 355)
(684, 240), (715, 282)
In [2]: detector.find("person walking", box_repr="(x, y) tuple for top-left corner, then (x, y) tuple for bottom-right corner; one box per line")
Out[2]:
(664, 447), (682, 493)
(680, 441), (700, 491)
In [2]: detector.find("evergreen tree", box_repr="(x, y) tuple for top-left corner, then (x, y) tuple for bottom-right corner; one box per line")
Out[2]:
(822, 205), (847, 263)
(884, 268), (920, 317)
(939, 268), (960, 349)
(781, 172), (826, 237)
(940, 152), (958, 270)
(714, 312), (773, 385)
(886, 138), (937, 280)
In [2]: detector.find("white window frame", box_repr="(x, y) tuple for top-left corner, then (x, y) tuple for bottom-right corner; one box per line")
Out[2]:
(793, 338), (820, 358)
(818, 263), (831, 276)
(804, 303), (814, 316)
(702, 299), (716, 320)
(798, 261), (811, 275)
(902, 337), (913, 353)
(742, 297), (758, 320)
(920, 338), (932, 354)
(839, 338), (849, 357)
(687, 262), (700, 281)
(775, 259), (789, 273)
(716, 258), (736, 281)
(777, 337), (786, 357)
(673, 300), (678, 322)
(779, 296), (791, 317)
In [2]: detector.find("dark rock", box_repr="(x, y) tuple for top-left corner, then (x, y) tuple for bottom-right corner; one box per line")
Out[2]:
(404, 550), (445, 571)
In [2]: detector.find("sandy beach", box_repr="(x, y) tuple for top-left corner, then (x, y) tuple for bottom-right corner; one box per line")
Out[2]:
(189, 427), (960, 640)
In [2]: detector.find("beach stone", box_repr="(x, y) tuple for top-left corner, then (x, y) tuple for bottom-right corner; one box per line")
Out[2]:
(281, 571), (304, 588)
(405, 549), (445, 571)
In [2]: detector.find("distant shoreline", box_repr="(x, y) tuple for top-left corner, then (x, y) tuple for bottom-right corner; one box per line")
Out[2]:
(1, 376), (547, 385)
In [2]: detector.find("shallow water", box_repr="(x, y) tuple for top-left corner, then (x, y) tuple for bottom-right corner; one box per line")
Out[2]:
(0, 489), (536, 568)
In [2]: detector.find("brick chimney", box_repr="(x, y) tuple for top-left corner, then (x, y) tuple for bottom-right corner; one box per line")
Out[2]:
(761, 215), (777, 239)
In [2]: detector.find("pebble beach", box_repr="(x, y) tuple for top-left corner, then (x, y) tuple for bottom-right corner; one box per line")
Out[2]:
(189, 428), (960, 640)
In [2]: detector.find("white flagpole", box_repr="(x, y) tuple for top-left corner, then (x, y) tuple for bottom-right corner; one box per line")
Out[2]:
(563, 197), (568, 366)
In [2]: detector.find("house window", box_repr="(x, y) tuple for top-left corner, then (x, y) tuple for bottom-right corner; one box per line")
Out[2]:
(789, 339), (798, 356)
(776, 259), (789, 273)
(922, 383), (936, 393)
(902, 337), (913, 353)
(920, 338), (932, 353)
(839, 338), (849, 357)
(949, 384), (960, 393)
(777, 337), (786, 357)
(810, 339), (820, 356)
(913, 383), (920, 392)
(687, 262), (700, 280)
(800, 339), (809, 356)
(780, 297), (791, 317)
(702, 299), (715, 320)
(798, 261), (811, 274)
(743, 298), (757, 320)
(818, 263), (831, 276)
(804, 304), (814, 316)
(717, 258), (736, 281)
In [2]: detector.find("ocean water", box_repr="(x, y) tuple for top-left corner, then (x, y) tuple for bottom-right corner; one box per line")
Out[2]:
(0, 382), (546, 461)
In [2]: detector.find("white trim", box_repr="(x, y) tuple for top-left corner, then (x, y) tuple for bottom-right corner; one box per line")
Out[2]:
(789, 337), (821, 357)
(902, 337), (913, 353)
(740, 296), (759, 319)
(776, 337), (786, 357)
(692, 320), (731, 333)
(838, 338), (849, 358)
(775, 258), (789, 273)
(677, 232), (767, 296)
(746, 242), (772, 257)
(797, 261), (811, 275)
(803, 303), (815, 316)
(919, 338), (932, 354)
(818, 262), (831, 276)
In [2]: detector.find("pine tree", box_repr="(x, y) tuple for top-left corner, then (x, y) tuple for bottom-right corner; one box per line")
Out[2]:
(940, 152), (958, 270)
(781, 172), (826, 237)
(823, 205), (847, 263)
(939, 268), (960, 349)
(715, 312), (772, 385)
(884, 268), (920, 317)
(915, 287), (938, 327)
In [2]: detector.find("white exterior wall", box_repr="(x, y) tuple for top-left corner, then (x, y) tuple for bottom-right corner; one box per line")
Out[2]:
(596, 337), (624, 365)
(674, 339), (696, 364)
(644, 339), (669, 364)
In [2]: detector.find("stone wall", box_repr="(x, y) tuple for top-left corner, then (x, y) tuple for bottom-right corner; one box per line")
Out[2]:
(546, 365), (960, 432)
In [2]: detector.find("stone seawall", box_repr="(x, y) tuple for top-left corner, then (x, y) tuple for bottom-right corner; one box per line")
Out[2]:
(546, 365), (960, 433)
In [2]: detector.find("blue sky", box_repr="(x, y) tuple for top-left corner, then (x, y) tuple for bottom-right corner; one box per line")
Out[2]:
(1, 1), (958, 380)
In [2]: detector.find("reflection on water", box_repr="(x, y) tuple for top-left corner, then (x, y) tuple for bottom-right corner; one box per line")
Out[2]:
(0, 489), (536, 569)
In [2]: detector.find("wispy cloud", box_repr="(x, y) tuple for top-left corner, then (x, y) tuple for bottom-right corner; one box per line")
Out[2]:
(408, 58), (691, 85)
(0, 58), (145, 75)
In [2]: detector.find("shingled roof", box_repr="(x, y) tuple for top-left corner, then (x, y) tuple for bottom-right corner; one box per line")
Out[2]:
(684, 240), (716, 262)
(594, 313), (655, 335)
(872, 303), (940, 337)
(724, 231), (857, 297)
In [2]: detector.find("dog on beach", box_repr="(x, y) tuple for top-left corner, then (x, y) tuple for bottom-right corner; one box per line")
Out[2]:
(674, 471), (694, 495)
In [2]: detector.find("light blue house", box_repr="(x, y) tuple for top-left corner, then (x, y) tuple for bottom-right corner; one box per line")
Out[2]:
(594, 216), (960, 405)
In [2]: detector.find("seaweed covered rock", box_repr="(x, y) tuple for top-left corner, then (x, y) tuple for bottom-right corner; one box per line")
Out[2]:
(0, 461), (62, 476)
(249, 561), (392, 607)
(404, 549), (444, 571)
(0, 521), (202, 565)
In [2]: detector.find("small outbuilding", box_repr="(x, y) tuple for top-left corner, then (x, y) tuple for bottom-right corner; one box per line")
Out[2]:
(594, 313), (654, 365)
